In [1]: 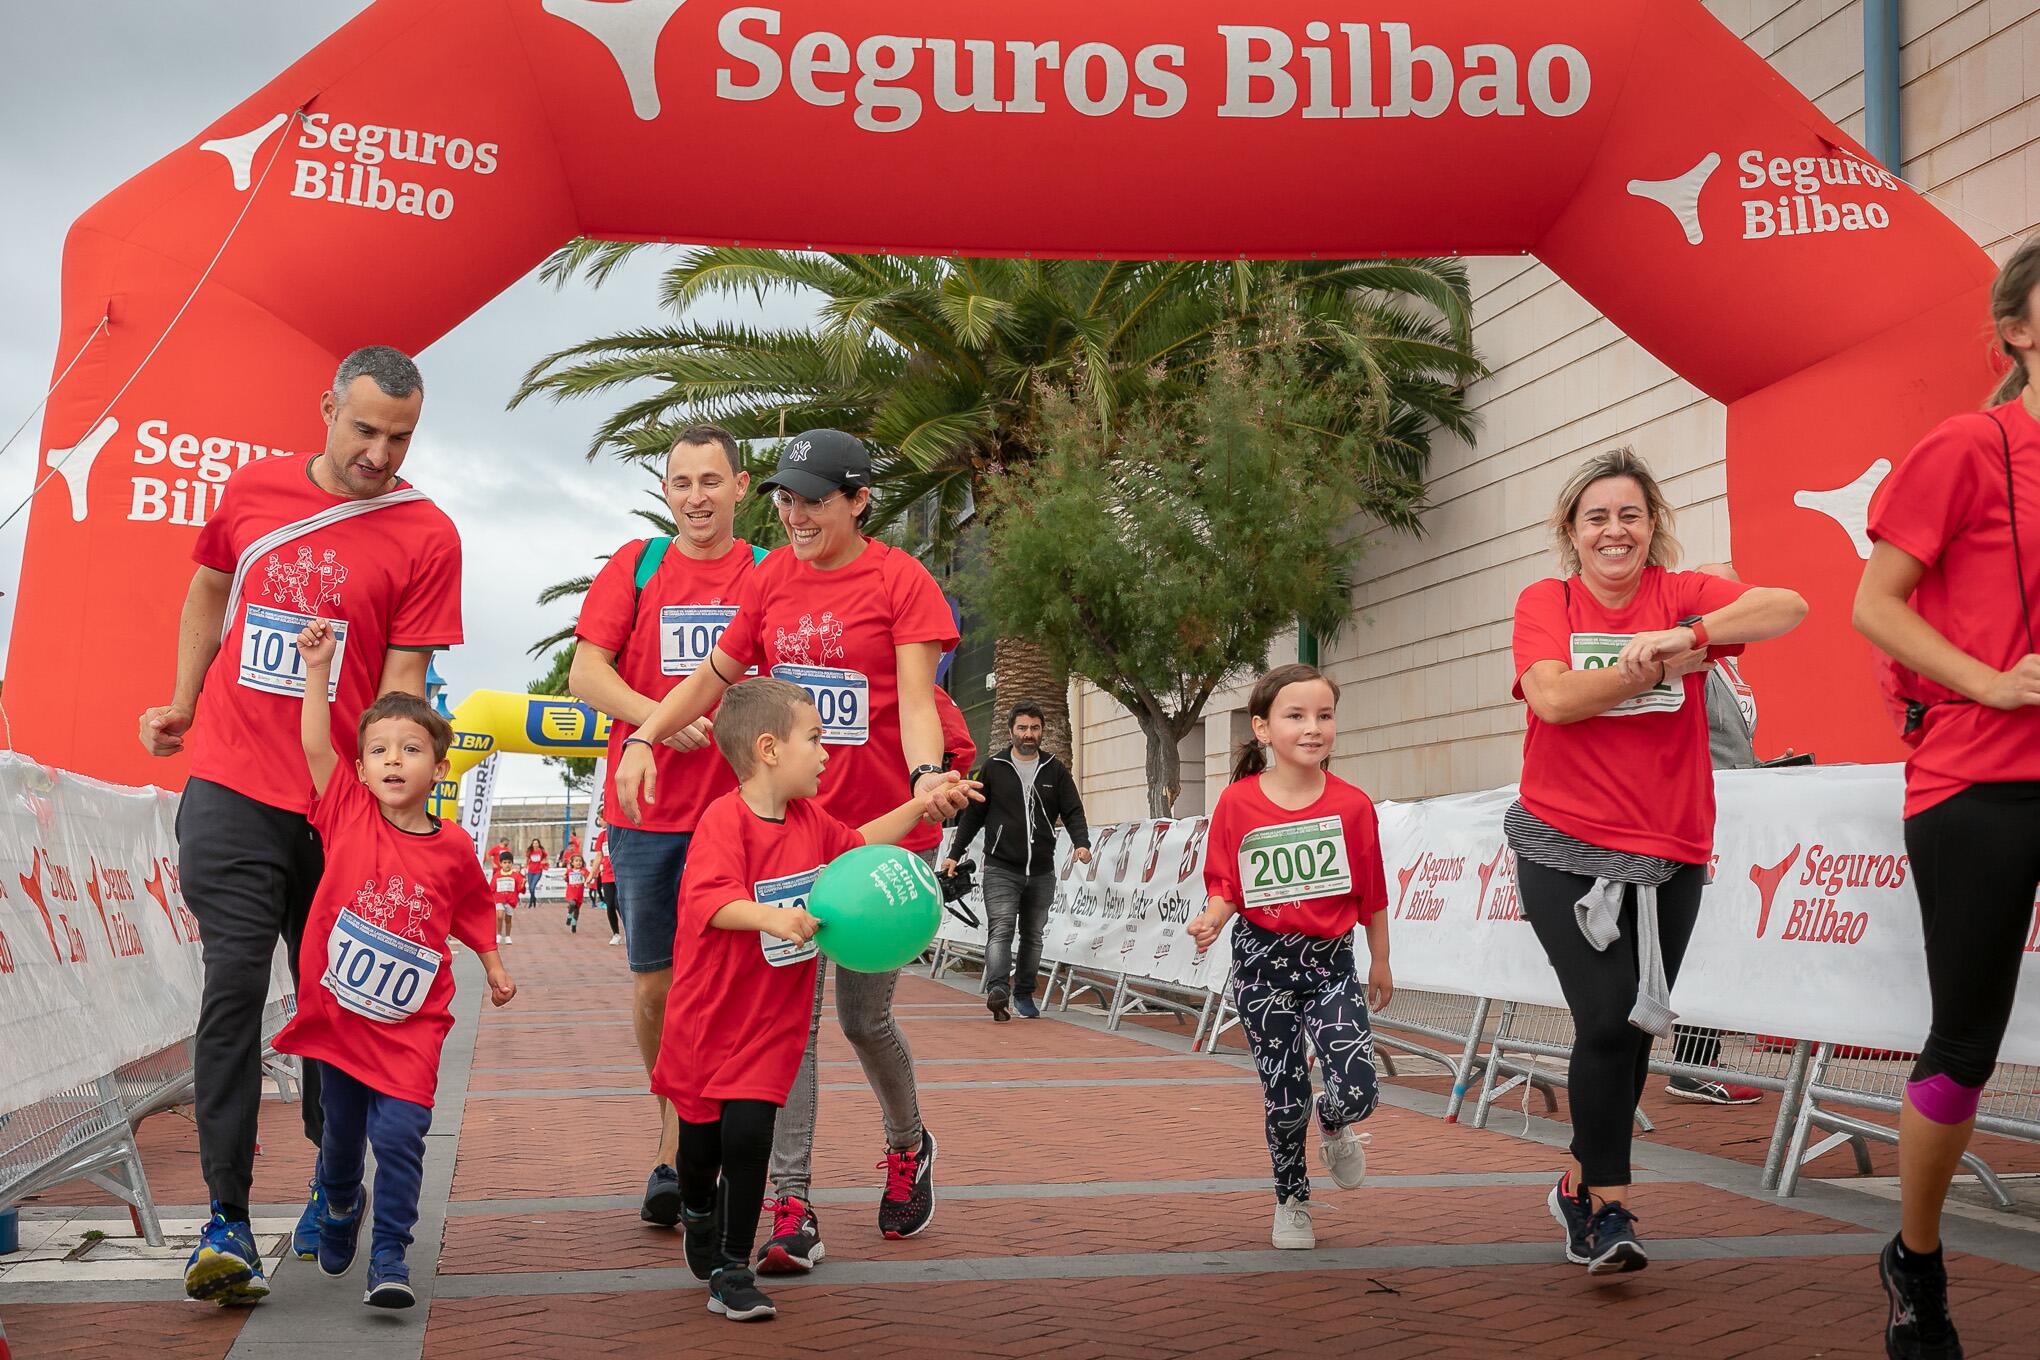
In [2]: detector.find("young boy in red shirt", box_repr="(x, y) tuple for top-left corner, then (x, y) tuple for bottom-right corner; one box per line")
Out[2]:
(491, 852), (520, 945)
(274, 620), (514, 1308)
(650, 677), (962, 1323)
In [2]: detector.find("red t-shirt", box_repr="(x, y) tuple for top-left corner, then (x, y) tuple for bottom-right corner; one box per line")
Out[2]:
(564, 868), (587, 902)
(577, 538), (756, 834)
(719, 541), (960, 850)
(649, 790), (863, 1122)
(1868, 401), (2040, 817)
(592, 830), (615, 884)
(1511, 567), (1752, 861)
(936, 687), (977, 775)
(1204, 773), (1388, 938)
(274, 767), (496, 1106)
(186, 455), (463, 814)
(488, 842), (510, 864)
(525, 848), (547, 874)
(490, 871), (520, 907)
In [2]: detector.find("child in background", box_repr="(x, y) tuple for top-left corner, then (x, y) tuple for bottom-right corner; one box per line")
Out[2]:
(492, 852), (520, 945)
(1187, 663), (1391, 1251)
(271, 620), (514, 1308)
(649, 677), (966, 1323)
(564, 852), (588, 933)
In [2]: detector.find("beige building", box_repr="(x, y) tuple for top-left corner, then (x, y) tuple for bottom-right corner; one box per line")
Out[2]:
(1070, 0), (2040, 821)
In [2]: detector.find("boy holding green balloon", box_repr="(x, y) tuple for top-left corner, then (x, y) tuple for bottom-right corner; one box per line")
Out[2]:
(648, 677), (967, 1323)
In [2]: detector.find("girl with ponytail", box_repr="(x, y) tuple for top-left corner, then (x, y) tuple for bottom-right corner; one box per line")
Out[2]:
(1189, 664), (1392, 1252)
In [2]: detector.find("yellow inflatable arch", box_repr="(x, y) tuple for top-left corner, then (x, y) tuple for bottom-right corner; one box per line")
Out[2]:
(426, 690), (611, 820)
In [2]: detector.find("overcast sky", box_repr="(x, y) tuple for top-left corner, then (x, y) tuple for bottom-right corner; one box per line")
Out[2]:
(0, 1), (816, 798)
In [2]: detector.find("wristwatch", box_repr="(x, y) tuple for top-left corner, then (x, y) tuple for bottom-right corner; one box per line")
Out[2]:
(908, 763), (947, 790)
(1677, 615), (1710, 649)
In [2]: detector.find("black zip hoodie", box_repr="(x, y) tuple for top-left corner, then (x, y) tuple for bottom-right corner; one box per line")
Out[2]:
(947, 745), (1091, 875)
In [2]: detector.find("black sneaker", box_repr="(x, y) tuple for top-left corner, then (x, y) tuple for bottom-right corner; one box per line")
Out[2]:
(1585, 1200), (1649, 1275)
(681, 1205), (719, 1281)
(641, 1163), (681, 1227)
(988, 984), (1010, 1023)
(1879, 1236), (1964, 1358)
(707, 1266), (776, 1322)
(878, 1128), (937, 1240)
(756, 1195), (824, 1274)
(1546, 1174), (1593, 1265)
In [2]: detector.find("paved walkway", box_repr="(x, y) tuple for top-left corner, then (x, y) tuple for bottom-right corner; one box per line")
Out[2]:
(7, 908), (2040, 1358)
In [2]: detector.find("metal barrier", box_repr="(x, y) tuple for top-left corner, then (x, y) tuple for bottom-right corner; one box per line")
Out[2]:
(1776, 1045), (2040, 1206)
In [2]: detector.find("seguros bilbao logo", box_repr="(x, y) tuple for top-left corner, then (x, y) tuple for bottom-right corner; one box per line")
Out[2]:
(1749, 842), (1906, 944)
(1393, 849), (1464, 920)
(1628, 147), (1899, 246)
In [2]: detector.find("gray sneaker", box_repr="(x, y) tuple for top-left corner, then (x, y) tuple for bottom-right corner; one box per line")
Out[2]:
(1271, 1196), (1314, 1250)
(1319, 1125), (1370, 1190)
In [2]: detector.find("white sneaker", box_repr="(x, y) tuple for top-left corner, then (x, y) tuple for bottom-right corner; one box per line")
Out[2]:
(1320, 1126), (1371, 1190)
(1271, 1196), (1314, 1250)
(609, 934), (622, 945)
(495, 934), (504, 944)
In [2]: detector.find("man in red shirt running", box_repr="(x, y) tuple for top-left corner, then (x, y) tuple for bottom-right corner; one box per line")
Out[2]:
(138, 347), (463, 1304)
(571, 424), (758, 1227)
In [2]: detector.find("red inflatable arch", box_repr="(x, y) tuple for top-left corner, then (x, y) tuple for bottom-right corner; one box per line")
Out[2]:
(12, 0), (2000, 787)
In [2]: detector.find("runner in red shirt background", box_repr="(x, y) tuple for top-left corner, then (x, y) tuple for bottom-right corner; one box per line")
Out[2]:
(138, 347), (463, 1306)
(563, 853), (589, 933)
(1853, 236), (2040, 1360)
(522, 840), (548, 909)
(273, 619), (512, 1309)
(1509, 448), (1804, 1277)
(570, 423), (757, 1226)
(490, 853), (520, 946)
(615, 428), (980, 1270)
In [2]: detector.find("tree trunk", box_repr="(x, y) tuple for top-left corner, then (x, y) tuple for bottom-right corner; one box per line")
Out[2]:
(993, 634), (1073, 765)
(1137, 708), (1182, 819)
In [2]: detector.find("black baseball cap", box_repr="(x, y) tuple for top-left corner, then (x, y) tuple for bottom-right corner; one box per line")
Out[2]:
(756, 428), (872, 501)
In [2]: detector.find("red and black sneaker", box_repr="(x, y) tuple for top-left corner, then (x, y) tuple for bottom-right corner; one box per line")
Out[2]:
(755, 1195), (824, 1275)
(877, 1128), (937, 1239)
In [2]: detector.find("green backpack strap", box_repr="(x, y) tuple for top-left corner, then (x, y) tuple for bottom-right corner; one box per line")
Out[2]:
(751, 543), (768, 564)
(632, 537), (671, 599)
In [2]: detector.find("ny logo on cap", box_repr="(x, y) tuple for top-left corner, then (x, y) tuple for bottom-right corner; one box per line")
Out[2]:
(786, 440), (811, 463)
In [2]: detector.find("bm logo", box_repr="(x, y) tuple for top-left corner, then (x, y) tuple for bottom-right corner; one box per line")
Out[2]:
(525, 699), (611, 747)
(451, 731), (495, 752)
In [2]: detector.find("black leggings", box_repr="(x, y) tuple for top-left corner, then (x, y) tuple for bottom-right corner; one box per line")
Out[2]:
(1518, 857), (1704, 1190)
(1903, 780), (2040, 1088)
(601, 881), (621, 937)
(678, 1099), (778, 1271)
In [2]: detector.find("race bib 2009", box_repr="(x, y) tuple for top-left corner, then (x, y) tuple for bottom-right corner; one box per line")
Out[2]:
(660, 604), (737, 677)
(239, 606), (346, 699)
(1570, 632), (1684, 716)
(1238, 816), (1353, 911)
(771, 664), (870, 746)
(322, 908), (440, 1023)
(755, 865), (822, 967)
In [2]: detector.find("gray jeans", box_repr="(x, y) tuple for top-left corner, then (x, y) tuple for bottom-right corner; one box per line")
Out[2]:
(768, 847), (933, 1199)
(983, 861), (1054, 1000)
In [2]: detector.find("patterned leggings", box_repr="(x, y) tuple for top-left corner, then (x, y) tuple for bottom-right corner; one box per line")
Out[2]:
(1230, 917), (1380, 1203)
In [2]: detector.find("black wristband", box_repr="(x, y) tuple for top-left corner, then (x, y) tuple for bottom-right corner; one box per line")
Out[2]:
(621, 736), (655, 752)
(908, 763), (946, 789)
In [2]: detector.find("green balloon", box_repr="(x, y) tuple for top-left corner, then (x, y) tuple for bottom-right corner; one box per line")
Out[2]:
(809, 845), (942, 973)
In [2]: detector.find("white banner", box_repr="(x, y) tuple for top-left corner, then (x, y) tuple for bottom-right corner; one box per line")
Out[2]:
(460, 753), (500, 862)
(994, 764), (2040, 1067)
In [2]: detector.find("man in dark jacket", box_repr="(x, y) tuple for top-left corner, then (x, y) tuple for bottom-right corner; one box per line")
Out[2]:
(942, 702), (1092, 1020)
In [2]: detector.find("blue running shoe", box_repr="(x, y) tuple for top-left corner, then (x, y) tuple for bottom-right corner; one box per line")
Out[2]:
(317, 1193), (364, 1277)
(364, 1249), (415, 1309)
(1013, 994), (1041, 1019)
(292, 1166), (325, 1260)
(184, 1206), (269, 1306)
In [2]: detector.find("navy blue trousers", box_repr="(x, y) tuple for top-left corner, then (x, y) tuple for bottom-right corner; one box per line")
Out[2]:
(319, 1064), (433, 1259)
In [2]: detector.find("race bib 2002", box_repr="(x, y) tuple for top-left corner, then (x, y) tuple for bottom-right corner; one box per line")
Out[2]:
(1238, 816), (1353, 911)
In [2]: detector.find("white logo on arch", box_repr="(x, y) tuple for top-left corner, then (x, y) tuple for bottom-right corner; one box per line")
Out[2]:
(1627, 152), (1721, 246)
(199, 113), (290, 192)
(46, 417), (118, 522)
(543, 0), (691, 121)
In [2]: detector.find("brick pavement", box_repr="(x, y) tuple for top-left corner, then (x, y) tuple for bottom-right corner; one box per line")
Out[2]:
(8, 903), (2039, 1358)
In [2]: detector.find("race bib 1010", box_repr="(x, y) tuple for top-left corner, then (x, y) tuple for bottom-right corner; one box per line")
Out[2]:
(1570, 632), (1684, 716)
(771, 664), (870, 746)
(755, 864), (822, 967)
(322, 908), (440, 1023)
(1238, 815), (1353, 911)
(239, 605), (346, 699)
(660, 604), (737, 677)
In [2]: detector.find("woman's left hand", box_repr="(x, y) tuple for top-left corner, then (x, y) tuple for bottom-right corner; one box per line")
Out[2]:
(915, 771), (984, 823)
(1615, 627), (1699, 682)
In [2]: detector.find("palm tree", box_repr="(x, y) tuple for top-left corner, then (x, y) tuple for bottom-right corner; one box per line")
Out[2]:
(513, 248), (1484, 764)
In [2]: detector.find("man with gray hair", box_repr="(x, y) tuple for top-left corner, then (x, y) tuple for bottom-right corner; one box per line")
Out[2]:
(138, 346), (465, 1306)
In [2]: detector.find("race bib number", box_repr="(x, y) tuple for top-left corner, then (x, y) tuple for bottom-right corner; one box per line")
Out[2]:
(239, 605), (346, 699)
(1571, 632), (1684, 716)
(755, 865), (822, 968)
(660, 605), (737, 677)
(322, 908), (440, 1023)
(1238, 816), (1353, 911)
(771, 665), (870, 746)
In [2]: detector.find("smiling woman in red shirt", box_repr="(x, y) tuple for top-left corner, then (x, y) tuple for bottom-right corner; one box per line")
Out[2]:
(1853, 236), (2040, 1360)
(1509, 448), (1805, 1279)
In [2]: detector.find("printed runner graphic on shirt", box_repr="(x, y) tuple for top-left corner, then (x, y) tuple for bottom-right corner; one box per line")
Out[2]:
(755, 864), (822, 967)
(1237, 815), (1353, 912)
(239, 544), (353, 697)
(1570, 632), (1685, 715)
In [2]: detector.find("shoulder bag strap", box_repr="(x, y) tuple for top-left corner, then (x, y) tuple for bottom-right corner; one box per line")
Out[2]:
(220, 486), (428, 640)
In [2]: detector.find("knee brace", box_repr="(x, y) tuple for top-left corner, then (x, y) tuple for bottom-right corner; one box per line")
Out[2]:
(1905, 1072), (1983, 1126)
